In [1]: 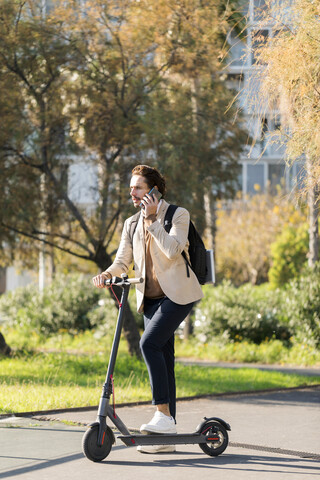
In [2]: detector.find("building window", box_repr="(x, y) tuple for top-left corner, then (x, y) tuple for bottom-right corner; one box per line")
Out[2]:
(228, 32), (247, 68)
(251, 29), (269, 64)
(237, 170), (243, 193)
(268, 163), (286, 193)
(293, 162), (307, 190)
(247, 164), (265, 194)
(261, 117), (268, 147)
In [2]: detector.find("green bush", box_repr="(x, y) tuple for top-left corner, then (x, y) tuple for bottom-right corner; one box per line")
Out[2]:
(194, 282), (291, 344)
(269, 223), (308, 288)
(194, 266), (320, 349)
(281, 264), (320, 347)
(0, 274), (117, 336)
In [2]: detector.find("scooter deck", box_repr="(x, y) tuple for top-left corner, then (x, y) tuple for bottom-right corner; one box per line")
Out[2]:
(118, 432), (217, 447)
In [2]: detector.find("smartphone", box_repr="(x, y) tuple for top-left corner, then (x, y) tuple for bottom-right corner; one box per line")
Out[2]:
(140, 187), (162, 208)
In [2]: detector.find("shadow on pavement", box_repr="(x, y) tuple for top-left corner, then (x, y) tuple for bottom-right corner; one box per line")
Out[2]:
(0, 453), (84, 479)
(105, 452), (320, 473)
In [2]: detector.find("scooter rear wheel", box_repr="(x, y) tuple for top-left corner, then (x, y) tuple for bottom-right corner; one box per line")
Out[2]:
(82, 425), (113, 462)
(199, 420), (229, 457)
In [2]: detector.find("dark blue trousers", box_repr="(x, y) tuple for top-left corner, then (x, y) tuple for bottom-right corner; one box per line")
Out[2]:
(140, 296), (194, 420)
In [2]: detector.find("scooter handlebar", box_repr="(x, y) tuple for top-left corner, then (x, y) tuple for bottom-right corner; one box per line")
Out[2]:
(126, 277), (144, 284)
(103, 276), (144, 286)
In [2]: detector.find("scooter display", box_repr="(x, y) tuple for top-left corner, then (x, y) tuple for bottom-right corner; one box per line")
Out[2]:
(82, 274), (231, 462)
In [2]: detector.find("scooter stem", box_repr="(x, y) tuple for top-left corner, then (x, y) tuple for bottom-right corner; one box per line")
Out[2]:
(104, 284), (130, 390)
(96, 282), (130, 446)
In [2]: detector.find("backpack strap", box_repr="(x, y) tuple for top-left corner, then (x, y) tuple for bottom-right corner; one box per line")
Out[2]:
(129, 211), (141, 244)
(164, 204), (191, 278)
(164, 204), (178, 233)
(130, 205), (177, 242)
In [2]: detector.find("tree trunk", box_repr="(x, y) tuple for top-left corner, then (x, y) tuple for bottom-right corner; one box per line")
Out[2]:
(183, 313), (192, 340)
(307, 157), (319, 267)
(0, 267), (6, 294)
(308, 185), (319, 267)
(95, 246), (141, 358)
(49, 246), (56, 281)
(0, 331), (11, 356)
(39, 174), (46, 291)
(204, 189), (217, 252)
(190, 76), (206, 236)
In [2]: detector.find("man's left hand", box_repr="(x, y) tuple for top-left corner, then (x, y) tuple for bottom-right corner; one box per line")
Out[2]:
(140, 193), (158, 218)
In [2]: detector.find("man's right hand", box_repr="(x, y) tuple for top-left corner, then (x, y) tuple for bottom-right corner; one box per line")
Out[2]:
(92, 272), (111, 288)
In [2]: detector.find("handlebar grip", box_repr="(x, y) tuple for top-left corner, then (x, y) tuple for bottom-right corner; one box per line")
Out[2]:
(129, 277), (144, 284)
(103, 276), (144, 286)
(103, 277), (116, 286)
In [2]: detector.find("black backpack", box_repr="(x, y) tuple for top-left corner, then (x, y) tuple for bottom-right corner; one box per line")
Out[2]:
(164, 205), (207, 284)
(129, 204), (207, 285)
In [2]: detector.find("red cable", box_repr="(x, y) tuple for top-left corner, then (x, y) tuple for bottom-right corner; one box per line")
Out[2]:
(107, 284), (121, 307)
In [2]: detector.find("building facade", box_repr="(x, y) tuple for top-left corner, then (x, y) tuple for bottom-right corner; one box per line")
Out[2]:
(228, 0), (303, 195)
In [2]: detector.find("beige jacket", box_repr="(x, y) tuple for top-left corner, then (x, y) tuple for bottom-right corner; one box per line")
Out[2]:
(104, 200), (203, 313)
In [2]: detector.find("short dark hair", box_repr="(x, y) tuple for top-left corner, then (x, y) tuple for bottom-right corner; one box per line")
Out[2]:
(132, 164), (166, 197)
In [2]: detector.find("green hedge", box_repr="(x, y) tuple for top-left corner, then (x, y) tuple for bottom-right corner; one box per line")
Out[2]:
(281, 264), (320, 347)
(1, 267), (320, 349)
(0, 274), (117, 336)
(195, 265), (320, 348)
(194, 282), (290, 344)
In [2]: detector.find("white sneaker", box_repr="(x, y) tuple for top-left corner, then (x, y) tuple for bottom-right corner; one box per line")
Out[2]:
(140, 411), (177, 435)
(137, 444), (176, 454)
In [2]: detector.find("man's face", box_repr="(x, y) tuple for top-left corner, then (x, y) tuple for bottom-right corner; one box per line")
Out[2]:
(130, 175), (150, 208)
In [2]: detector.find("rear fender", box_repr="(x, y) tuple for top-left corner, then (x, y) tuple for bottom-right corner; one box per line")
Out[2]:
(196, 417), (231, 433)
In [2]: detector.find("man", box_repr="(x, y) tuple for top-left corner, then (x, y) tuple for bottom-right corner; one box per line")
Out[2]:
(92, 165), (203, 453)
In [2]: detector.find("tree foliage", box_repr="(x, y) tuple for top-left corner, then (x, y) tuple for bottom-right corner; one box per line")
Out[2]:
(0, 0), (246, 267)
(141, 0), (248, 236)
(216, 188), (306, 285)
(268, 223), (308, 289)
(0, 0), (79, 266)
(242, 0), (320, 268)
(0, 0), (248, 352)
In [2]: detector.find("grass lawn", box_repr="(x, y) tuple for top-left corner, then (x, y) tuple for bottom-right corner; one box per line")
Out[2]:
(1, 349), (320, 414)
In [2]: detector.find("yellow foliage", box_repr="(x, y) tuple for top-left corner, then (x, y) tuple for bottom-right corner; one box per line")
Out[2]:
(253, 0), (320, 189)
(216, 190), (306, 285)
(272, 205), (280, 215)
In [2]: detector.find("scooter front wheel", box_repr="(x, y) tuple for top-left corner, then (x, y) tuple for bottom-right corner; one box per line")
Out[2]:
(82, 424), (113, 462)
(199, 420), (229, 457)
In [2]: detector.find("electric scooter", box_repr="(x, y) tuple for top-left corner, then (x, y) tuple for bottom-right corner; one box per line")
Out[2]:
(82, 274), (231, 462)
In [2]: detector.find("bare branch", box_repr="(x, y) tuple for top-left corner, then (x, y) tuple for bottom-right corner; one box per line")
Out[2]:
(14, 2), (26, 34)
(2, 146), (43, 169)
(31, 229), (92, 254)
(104, 208), (121, 250)
(1, 222), (94, 261)
(42, 164), (98, 250)
(3, 145), (99, 252)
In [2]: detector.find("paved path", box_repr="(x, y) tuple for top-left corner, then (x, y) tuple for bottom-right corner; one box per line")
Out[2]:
(1, 387), (319, 480)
